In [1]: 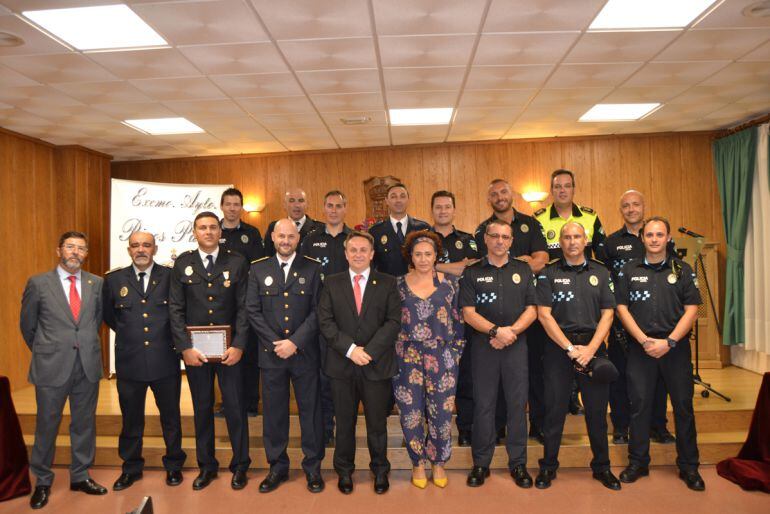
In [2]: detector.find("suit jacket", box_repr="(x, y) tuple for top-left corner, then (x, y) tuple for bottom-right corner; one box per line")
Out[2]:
(368, 216), (431, 276)
(103, 264), (179, 382)
(317, 270), (400, 381)
(168, 249), (250, 352)
(20, 268), (103, 387)
(247, 255), (322, 370)
(263, 215), (322, 257)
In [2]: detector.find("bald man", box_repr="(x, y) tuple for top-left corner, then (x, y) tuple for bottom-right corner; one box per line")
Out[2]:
(263, 188), (323, 257)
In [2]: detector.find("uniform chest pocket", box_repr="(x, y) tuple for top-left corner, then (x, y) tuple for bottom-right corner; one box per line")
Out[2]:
(114, 300), (132, 309)
(156, 298), (169, 306)
(182, 275), (202, 285)
(290, 282), (309, 296)
(260, 287), (279, 296)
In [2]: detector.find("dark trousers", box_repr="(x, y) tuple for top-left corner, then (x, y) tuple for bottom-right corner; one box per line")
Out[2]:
(261, 365), (324, 476)
(456, 337), (508, 433)
(540, 342), (610, 473)
(117, 373), (186, 474)
(608, 328), (669, 432)
(186, 361), (250, 473)
(242, 336), (260, 412)
(627, 339), (699, 472)
(319, 369), (335, 435)
(527, 322), (546, 430)
(471, 336), (529, 469)
(330, 375), (391, 476)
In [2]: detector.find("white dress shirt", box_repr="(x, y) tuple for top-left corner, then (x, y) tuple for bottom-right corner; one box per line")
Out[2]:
(390, 215), (407, 238)
(132, 262), (154, 293)
(57, 265), (82, 303)
(198, 247), (220, 269)
(276, 252), (296, 281)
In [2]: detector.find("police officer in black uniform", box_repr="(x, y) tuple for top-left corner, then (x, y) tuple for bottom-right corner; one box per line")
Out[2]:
(169, 212), (251, 491)
(248, 219), (325, 494)
(368, 183), (430, 277)
(460, 219), (537, 489)
(264, 188), (322, 257)
(219, 187), (265, 418)
(474, 178), (549, 444)
(301, 190), (351, 445)
(535, 222), (620, 491)
(615, 217), (704, 491)
(595, 190), (674, 445)
(104, 232), (186, 491)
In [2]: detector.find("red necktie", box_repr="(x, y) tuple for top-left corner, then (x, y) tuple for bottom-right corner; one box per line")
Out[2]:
(353, 274), (363, 315)
(68, 275), (81, 321)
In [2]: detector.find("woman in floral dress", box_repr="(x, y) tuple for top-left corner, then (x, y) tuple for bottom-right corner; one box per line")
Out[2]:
(393, 230), (464, 488)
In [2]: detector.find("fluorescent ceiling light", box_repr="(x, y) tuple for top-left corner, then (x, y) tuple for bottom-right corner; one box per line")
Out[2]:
(579, 103), (661, 122)
(589, 0), (716, 30)
(123, 118), (204, 135)
(22, 5), (167, 51)
(389, 108), (453, 126)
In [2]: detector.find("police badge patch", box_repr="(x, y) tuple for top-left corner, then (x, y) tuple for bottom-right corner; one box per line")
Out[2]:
(381, 235), (388, 245)
(185, 265), (193, 276)
(520, 224), (529, 233)
(547, 230), (556, 240)
(455, 240), (463, 250)
(241, 234), (249, 243)
(469, 239), (477, 251)
(668, 274), (677, 284)
(512, 273), (521, 284)
(265, 276), (273, 286)
(119, 286), (128, 297)
(589, 275), (599, 286)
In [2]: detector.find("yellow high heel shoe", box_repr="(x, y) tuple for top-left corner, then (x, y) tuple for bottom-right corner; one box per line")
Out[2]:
(411, 467), (428, 489)
(432, 466), (448, 488)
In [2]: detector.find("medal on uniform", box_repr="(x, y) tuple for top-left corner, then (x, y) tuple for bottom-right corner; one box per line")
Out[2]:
(299, 277), (306, 284)
(455, 240), (463, 250)
(520, 224), (529, 233)
(547, 229), (555, 240)
(184, 265), (193, 276)
(119, 286), (128, 297)
(589, 275), (599, 286)
(668, 273), (677, 284)
(381, 234), (388, 245)
(469, 239), (477, 251)
(241, 234), (249, 243)
(265, 276), (273, 286)
(512, 273), (521, 284)
(223, 270), (231, 288)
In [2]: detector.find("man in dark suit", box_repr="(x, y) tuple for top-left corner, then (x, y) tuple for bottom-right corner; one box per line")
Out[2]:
(20, 231), (107, 510)
(247, 219), (324, 493)
(103, 231), (186, 491)
(169, 212), (251, 491)
(317, 231), (401, 495)
(263, 188), (322, 256)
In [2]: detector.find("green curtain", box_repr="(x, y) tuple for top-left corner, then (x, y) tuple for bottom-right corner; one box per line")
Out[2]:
(713, 128), (757, 345)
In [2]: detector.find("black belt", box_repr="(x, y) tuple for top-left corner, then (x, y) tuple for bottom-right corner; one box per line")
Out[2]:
(564, 332), (593, 345)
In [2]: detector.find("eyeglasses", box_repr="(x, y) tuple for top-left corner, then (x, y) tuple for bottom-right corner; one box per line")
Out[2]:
(62, 244), (88, 253)
(486, 233), (512, 241)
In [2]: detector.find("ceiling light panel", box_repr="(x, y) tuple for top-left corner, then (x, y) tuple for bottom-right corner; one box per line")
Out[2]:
(389, 107), (454, 126)
(123, 117), (205, 135)
(589, 0), (717, 30)
(579, 103), (661, 121)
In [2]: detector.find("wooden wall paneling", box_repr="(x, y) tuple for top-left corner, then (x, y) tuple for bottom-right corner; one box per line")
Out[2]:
(448, 145), (479, 233)
(590, 137), (624, 232)
(649, 136), (684, 228)
(618, 136), (652, 219)
(560, 140), (596, 211)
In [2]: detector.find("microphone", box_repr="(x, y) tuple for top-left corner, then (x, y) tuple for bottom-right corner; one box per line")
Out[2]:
(678, 227), (704, 238)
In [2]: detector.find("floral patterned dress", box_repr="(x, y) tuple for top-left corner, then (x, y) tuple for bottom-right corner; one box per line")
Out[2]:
(393, 273), (465, 465)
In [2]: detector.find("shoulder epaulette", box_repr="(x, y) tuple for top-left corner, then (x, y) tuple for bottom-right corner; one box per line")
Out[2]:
(251, 256), (269, 264)
(467, 259), (483, 267)
(303, 255), (321, 264)
(590, 257), (605, 265)
(534, 208), (546, 217)
(580, 205), (595, 214)
(548, 258), (560, 265)
(104, 266), (123, 275)
(180, 249), (194, 256)
(514, 256), (529, 263)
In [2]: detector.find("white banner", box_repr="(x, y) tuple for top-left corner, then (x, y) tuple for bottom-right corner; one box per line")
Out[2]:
(108, 178), (232, 374)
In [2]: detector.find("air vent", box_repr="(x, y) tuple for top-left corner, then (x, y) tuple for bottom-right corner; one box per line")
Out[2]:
(0, 31), (24, 47)
(743, 0), (770, 18)
(339, 116), (371, 126)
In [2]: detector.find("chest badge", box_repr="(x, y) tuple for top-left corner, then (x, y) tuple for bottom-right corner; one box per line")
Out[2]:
(380, 234), (388, 245)
(184, 265), (193, 276)
(299, 277), (306, 284)
(512, 273), (521, 284)
(265, 276), (273, 286)
(455, 240), (463, 250)
(589, 275), (599, 286)
(119, 286), (128, 297)
(223, 271), (231, 288)
(547, 229), (556, 240)
(520, 223), (529, 233)
(241, 234), (249, 243)
(668, 273), (677, 284)
(469, 239), (478, 251)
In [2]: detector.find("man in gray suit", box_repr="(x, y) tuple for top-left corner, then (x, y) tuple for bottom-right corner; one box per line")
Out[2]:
(20, 231), (108, 510)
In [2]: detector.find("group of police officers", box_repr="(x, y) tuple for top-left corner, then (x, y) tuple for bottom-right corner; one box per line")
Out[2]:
(100, 168), (705, 500)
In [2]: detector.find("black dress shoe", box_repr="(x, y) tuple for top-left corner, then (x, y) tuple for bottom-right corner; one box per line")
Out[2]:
(651, 428), (676, 444)
(619, 465), (649, 483)
(113, 472), (142, 491)
(535, 469), (556, 489)
(231, 470), (248, 490)
(592, 470), (621, 490)
(568, 391), (583, 415)
(612, 429), (630, 445)
(192, 470), (218, 491)
(166, 470), (183, 486)
(511, 465), (533, 489)
(528, 426), (545, 445)
(466, 466), (490, 487)
(337, 474), (353, 494)
(679, 470), (706, 491)
(307, 474), (325, 493)
(30, 486), (50, 510)
(70, 479), (108, 495)
(458, 429), (472, 447)
(373, 473), (389, 494)
(259, 471), (288, 493)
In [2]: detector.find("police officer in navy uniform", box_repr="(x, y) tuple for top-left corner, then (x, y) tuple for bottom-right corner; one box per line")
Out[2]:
(169, 212), (251, 491)
(218, 187), (265, 418)
(474, 179), (549, 445)
(615, 217), (705, 491)
(461, 219), (538, 489)
(595, 190), (675, 445)
(264, 188), (322, 257)
(368, 183), (430, 277)
(104, 232), (186, 491)
(301, 190), (351, 445)
(535, 222), (620, 491)
(248, 219), (325, 494)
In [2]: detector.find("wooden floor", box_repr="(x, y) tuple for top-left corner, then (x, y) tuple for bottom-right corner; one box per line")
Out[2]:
(11, 366), (763, 471)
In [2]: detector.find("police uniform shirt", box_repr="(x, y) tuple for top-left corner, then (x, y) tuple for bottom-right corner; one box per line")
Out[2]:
(368, 215), (431, 277)
(595, 227), (678, 281)
(459, 257), (536, 336)
(220, 220), (264, 262)
(534, 204), (605, 261)
(300, 224), (351, 279)
(535, 259), (616, 334)
(432, 226), (479, 264)
(615, 257), (702, 337)
(263, 215), (323, 257)
(473, 211), (547, 258)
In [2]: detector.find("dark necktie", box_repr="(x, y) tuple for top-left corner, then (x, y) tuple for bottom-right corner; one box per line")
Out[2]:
(280, 261), (288, 281)
(138, 271), (146, 293)
(205, 255), (214, 274)
(396, 221), (404, 243)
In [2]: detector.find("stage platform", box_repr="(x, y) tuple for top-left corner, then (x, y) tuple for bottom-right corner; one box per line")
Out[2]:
(12, 366), (762, 470)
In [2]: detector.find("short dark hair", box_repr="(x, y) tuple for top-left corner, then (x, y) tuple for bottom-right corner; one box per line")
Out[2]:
(324, 190), (347, 204)
(643, 216), (671, 235)
(551, 169), (575, 188)
(489, 178), (510, 188)
(485, 219), (513, 235)
(220, 187), (243, 206)
(401, 230), (442, 267)
(58, 231), (88, 247)
(344, 230), (374, 249)
(194, 211), (220, 228)
(431, 190), (455, 208)
(386, 183), (408, 196)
